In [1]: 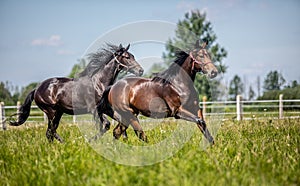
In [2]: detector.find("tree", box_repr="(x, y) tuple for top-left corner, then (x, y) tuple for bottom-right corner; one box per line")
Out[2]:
(145, 63), (166, 78)
(150, 10), (228, 100)
(248, 85), (255, 100)
(229, 75), (244, 100)
(291, 80), (298, 88)
(263, 70), (286, 91)
(68, 58), (87, 78)
(284, 80), (298, 89)
(11, 86), (20, 104)
(162, 10), (227, 72)
(19, 82), (39, 103)
(258, 84), (300, 100)
(256, 76), (261, 98)
(0, 81), (13, 105)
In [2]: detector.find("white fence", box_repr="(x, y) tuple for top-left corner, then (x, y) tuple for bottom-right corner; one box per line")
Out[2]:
(0, 102), (77, 130)
(200, 94), (300, 121)
(1, 94), (300, 130)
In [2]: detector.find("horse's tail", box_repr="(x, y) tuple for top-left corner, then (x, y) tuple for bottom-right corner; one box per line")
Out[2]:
(9, 89), (35, 126)
(97, 86), (114, 118)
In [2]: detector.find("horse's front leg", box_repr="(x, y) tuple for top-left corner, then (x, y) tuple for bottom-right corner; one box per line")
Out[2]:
(113, 122), (128, 140)
(176, 106), (214, 144)
(198, 108), (204, 120)
(90, 111), (111, 142)
(92, 106), (110, 133)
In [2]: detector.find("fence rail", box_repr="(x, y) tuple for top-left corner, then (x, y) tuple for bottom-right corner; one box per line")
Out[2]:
(0, 102), (77, 130)
(200, 94), (300, 121)
(1, 94), (300, 130)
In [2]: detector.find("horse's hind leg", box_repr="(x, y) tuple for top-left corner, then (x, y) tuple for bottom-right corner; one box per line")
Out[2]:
(128, 117), (147, 142)
(46, 120), (54, 142)
(45, 112), (55, 143)
(52, 111), (64, 143)
(114, 112), (147, 142)
(45, 110), (64, 143)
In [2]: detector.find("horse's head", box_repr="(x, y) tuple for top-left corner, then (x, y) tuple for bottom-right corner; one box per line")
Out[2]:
(189, 40), (218, 79)
(114, 44), (144, 76)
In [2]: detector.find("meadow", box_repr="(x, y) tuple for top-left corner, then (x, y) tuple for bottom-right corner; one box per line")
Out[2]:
(0, 118), (299, 186)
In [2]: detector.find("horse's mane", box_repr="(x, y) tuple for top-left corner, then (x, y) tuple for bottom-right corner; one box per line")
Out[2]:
(152, 50), (189, 84)
(78, 44), (120, 77)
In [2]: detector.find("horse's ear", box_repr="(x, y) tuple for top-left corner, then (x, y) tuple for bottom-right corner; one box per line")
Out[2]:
(125, 44), (130, 51)
(201, 39), (208, 48)
(119, 44), (123, 49)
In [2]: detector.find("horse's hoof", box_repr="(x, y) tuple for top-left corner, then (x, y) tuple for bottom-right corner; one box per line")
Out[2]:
(105, 124), (110, 130)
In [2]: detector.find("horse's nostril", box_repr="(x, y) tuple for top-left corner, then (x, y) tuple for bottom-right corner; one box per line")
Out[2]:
(139, 69), (144, 75)
(211, 71), (217, 78)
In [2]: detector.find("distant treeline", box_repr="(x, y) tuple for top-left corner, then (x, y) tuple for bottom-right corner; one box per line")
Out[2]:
(258, 85), (300, 100)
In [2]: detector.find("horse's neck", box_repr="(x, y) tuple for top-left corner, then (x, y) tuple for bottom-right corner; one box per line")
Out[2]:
(92, 61), (119, 94)
(174, 57), (196, 85)
(172, 57), (198, 102)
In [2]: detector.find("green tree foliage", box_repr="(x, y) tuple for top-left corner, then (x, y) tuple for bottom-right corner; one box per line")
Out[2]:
(19, 82), (39, 103)
(150, 10), (228, 100)
(145, 63), (166, 78)
(229, 75), (244, 101)
(263, 70), (286, 92)
(284, 80), (298, 89)
(0, 82), (14, 105)
(68, 58), (87, 78)
(162, 10), (227, 72)
(258, 85), (300, 100)
(248, 85), (255, 101)
(291, 80), (298, 88)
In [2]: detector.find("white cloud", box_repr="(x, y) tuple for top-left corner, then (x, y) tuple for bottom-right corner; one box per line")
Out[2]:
(31, 35), (63, 46)
(176, 1), (196, 12)
(56, 49), (75, 55)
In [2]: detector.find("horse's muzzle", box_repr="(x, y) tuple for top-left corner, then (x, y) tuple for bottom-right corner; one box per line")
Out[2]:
(209, 70), (218, 79)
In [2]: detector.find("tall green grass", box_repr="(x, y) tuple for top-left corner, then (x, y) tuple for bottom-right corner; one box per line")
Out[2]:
(0, 119), (299, 186)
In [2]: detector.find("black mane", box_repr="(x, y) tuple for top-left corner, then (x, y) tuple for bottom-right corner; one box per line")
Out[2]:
(152, 50), (189, 84)
(78, 44), (120, 77)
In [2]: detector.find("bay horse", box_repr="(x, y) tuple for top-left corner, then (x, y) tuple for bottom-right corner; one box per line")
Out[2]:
(97, 40), (217, 144)
(9, 44), (144, 143)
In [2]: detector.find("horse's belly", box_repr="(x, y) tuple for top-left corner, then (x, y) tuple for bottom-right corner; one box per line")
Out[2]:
(137, 96), (170, 118)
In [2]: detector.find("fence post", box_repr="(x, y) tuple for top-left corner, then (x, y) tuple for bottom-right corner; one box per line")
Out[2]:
(279, 94), (283, 119)
(236, 95), (243, 121)
(0, 102), (6, 130)
(73, 115), (76, 124)
(44, 113), (47, 123)
(202, 96), (207, 120)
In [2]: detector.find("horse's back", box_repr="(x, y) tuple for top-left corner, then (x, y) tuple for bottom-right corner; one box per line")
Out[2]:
(108, 77), (149, 106)
(115, 77), (150, 86)
(35, 77), (73, 106)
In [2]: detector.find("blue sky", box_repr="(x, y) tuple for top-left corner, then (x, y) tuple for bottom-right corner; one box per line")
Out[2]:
(1, 0), (300, 95)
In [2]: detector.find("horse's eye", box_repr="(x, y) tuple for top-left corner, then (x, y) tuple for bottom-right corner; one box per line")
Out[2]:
(123, 54), (130, 59)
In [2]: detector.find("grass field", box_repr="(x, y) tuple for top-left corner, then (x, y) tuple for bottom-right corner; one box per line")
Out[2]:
(0, 118), (299, 186)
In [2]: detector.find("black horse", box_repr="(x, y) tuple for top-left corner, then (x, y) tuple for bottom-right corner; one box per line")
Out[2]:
(97, 40), (217, 144)
(9, 44), (144, 143)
